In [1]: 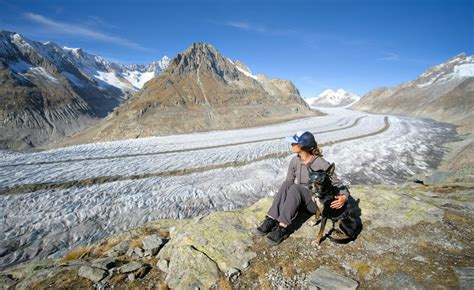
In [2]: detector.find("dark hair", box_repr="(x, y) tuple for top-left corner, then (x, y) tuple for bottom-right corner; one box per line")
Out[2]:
(301, 145), (323, 157)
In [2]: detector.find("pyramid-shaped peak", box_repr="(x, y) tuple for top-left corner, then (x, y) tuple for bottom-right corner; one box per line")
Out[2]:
(166, 42), (236, 77)
(178, 42), (222, 61)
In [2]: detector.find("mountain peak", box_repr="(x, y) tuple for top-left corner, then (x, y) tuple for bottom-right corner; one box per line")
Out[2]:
(305, 88), (360, 107)
(187, 42), (218, 53)
(447, 52), (466, 62)
(165, 42), (234, 77)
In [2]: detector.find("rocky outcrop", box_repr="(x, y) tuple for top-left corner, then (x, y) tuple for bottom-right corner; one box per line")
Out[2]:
(61, 42), (319, 145)
(353, 53), (474, 135)
(1, 168), (472, 289)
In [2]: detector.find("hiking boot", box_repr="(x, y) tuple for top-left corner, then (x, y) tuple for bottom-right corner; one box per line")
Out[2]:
(255, 217), (277, 236)
(266, 225), (289, 245)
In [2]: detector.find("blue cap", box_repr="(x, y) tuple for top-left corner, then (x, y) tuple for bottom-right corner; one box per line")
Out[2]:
(285, 131), (317, 149)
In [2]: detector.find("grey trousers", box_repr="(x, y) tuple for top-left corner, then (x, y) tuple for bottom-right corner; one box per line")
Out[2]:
(267, 181), (318, 226)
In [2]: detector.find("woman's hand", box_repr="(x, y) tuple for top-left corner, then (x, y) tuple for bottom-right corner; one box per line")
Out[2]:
(330, 195), (348, 209)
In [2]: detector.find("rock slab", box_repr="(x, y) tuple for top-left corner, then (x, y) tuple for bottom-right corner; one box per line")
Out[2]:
(305, 267), (359, 290)
(120, 262), (144, 274)
(454, 267), (474, 290)
(78, 266), (107, 282)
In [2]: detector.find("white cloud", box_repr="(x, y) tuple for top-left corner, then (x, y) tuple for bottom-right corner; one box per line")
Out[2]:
(23, 13), (152, 52)
(225, 21), (268, 33)
(378, 52), (400, 61)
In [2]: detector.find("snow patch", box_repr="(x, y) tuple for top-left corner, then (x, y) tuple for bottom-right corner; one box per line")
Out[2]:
(94, 70), (128, 90)
(453, 63), (474, 77)
(236, 65), (257, 80)
(121, 69), (156, 89)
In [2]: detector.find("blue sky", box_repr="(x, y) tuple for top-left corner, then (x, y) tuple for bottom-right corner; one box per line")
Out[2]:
(0, 0), (472, 97)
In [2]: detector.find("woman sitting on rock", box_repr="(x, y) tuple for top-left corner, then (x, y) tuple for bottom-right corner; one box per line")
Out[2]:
(256, 131), (350, 245)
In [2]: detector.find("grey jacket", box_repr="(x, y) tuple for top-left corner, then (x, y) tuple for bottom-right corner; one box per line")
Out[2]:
(285, 155), (350, 197)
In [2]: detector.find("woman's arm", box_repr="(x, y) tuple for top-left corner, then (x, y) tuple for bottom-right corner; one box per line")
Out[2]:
(329, 168), (350, 209)
(285, 157), (296, 183)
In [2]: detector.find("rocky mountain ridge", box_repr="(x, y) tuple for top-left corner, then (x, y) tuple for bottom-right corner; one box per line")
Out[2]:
(60, 42), (318, 145)
(0, 30), (169, 150)
(353, 53), (474, 134)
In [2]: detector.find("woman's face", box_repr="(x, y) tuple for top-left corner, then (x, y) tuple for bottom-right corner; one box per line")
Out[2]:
(291, 143), (302, 153)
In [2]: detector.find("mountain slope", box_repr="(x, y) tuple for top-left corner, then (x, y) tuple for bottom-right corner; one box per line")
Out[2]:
(62, 43), (318, 145)
(0, 30), (168, 150)
(306, 89), (360, 107)
(353, 53), (474, 134)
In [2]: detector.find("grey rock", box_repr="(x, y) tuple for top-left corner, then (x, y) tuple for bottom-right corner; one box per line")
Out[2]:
(412, 256), (426, 263)
(78, 266), (108, 282)
(142, 235), (165, 250)
(305, 266), (358, 290)
(126, 247), (134, 257)
(105, 240), (130, 257)
(134, 247), (144, 258)
(382, 272), (425, 290)
(94, 281), (109, 290)
(120, 261), (144, 273)
(113, 240), (131, 253)
(242, 261), (250, 269)
(108, 267), (120, 275)
(144, 249), (152, 257)
(91, 257), (117, 270)
(164, 245), (220, 289)
(128, 273), (136, 281)
(105, 251), (119, 258)
(454, 267), (474, 290)
(0, 273), (17, 289)
(227, 267), (241, 281)
(157, 259), (169, 273)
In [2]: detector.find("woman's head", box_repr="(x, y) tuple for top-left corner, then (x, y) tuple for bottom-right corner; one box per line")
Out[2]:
(286, 131), (322, 156)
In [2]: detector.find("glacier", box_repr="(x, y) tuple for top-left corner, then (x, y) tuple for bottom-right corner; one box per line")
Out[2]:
(0, 107), (455, 269)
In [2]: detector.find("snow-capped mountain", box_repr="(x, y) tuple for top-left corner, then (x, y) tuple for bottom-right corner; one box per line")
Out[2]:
(305, 89), (360, 107)
(354, 53), (474, 133)
(61, 46), (169, 94)
(0, 30), (168, 150)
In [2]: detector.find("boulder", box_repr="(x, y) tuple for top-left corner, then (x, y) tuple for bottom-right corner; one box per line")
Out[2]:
(454, 267), (474, 290)
(142, 235), (166, 256)
(382, 272), (424, 290)
(227, 267), (241, 281)
(91, 257), (117, 270)
(304, 266), (359, 290)
(164, 245), (220, 289)
(157, 259), (169, 273)
(78, 266), (107, 283)
(157, 201), (263, 275)
(113, 240), (130, 254)
(120, 262), (144, 274)
(134, 247), (144, 258)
